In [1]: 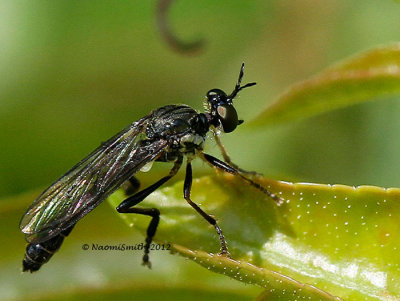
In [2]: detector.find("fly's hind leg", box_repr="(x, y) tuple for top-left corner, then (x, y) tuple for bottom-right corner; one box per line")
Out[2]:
(212, 130), (262, 177)
(122, 176), (141, 196)
(117, 206), (160, 268)
(184, 161), (230, 257)
(116, 158), (182, 268)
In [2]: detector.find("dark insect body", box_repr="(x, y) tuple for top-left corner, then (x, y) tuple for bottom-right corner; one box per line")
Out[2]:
(20, 64), (283, 272)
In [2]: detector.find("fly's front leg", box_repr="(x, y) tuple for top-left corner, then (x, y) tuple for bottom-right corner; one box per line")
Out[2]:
(184, 161), (230, 257)
(212, 130), (262, 177)
(116, 158), (183, 268)
(201, 153), (284, 206)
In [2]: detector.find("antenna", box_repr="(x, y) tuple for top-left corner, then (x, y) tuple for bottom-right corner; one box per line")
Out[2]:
(228, 63), (256, 101)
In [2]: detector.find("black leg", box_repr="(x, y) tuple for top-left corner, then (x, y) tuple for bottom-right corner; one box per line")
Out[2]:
(123, 176), (141, 196)
(116, 157), (183, 268)
(201, 153), (284, 205)
(119, 206), (160, 268)
(184, 162), (230, 256)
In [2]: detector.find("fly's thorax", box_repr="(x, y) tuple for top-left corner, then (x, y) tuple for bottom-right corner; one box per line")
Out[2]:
(145, 104), (209, 148)
(163, 131), (206, 157)
(156, 131), (206, 162)
(145, 105), (203, 138)
(142, 105), (210, 162)
(178, 132), (205, 153)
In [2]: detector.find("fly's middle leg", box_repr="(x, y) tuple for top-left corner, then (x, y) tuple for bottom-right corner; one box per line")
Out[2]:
(184, 161), (230, 257)
(116, 158), (182, 268)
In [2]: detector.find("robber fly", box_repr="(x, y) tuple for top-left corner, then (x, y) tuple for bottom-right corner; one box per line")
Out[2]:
(20, 63), (283, 272)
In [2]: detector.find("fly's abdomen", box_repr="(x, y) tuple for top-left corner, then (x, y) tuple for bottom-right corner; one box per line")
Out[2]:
(23, 226), (74, 272)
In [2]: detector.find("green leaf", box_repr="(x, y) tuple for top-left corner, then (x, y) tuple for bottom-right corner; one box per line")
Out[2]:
(249, 44), (400, 127)
(173, 245), (343, 301)
(109, 174), (400, 300)
(1, 188), (260, 301)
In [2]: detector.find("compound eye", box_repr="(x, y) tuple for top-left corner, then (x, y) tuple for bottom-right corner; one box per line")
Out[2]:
(206, 89), (227, 105)
(217, 104), (239, 133)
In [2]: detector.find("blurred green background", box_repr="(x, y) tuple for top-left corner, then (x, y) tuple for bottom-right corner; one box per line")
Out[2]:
(1, 0), (400, 300)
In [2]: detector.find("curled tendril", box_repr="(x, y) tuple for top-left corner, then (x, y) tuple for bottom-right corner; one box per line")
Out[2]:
(156, 0), (205, 54)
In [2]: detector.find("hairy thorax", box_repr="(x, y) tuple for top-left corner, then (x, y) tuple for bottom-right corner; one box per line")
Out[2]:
(145, 105), (209, 161)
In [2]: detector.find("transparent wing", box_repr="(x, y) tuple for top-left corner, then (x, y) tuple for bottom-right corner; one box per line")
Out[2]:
(20, 117), (168, 243)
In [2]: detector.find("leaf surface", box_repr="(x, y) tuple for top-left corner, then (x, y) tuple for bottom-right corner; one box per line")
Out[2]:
(109, 174), (400, 300)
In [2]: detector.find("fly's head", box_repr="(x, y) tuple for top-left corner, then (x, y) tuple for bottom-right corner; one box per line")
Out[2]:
(204, 63), (256, 133)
